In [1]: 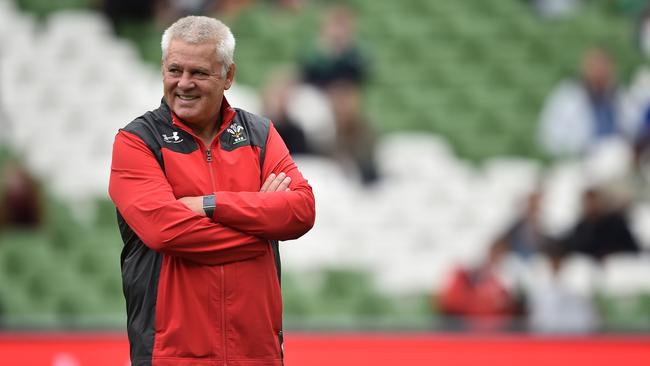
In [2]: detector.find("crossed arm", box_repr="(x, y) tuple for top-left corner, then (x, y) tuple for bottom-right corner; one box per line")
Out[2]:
(109, 123), (315, 266)
(178, 172), (291, 215)
(177, 124), (316, 241)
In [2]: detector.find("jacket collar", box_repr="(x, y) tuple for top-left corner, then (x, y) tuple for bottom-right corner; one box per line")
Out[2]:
(166, 97), (237, 143)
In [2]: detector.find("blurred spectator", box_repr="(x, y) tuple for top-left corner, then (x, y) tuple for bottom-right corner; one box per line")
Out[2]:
(628, 7), (650, 180)
(262, 68), (312, 155)
(526, 244), (600, 333)
(281, 83), (337, 155)
(0, 161), (42, 229)
(300, 5), (368, 88)
(562, 187), (640, 261)
(537, 47), (637, 157)
(501, 189), (552, 260)
(299, 5), (379, 184)
(438, 239), (524, 332)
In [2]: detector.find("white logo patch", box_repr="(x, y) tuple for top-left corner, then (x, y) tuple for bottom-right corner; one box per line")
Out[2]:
(162, 131), (183, 144)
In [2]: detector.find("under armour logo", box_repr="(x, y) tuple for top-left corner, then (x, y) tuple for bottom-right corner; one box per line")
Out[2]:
(162, 131), (183, 143)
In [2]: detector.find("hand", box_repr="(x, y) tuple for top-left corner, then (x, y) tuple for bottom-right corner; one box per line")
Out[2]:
(178, 196), (205, 215)
(260, 172), (291, 192)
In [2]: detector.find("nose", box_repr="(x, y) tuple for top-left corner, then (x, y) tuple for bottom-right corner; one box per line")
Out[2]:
(177, 71), (194, 90)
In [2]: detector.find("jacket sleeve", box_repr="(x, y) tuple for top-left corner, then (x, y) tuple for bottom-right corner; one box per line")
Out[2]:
(109, 130), (268, 265)
(213, 122), (316, 241)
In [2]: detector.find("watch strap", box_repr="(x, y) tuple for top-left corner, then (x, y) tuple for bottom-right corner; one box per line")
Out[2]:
(203, 194), (216, 218)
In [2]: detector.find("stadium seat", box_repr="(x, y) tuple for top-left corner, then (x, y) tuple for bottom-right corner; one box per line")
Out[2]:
(1, 0), (648, 328)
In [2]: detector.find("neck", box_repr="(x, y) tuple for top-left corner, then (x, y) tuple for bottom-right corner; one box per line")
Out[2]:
(192, 111), (222, 146)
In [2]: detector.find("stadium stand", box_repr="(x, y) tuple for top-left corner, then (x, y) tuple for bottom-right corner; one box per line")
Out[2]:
(0, 0), (649, 332)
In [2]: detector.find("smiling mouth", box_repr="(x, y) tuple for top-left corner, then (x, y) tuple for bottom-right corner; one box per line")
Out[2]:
(177, 94), (199, 101)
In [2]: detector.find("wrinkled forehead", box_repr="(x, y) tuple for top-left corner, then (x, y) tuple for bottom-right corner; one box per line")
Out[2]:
(164, 39), (220, 66)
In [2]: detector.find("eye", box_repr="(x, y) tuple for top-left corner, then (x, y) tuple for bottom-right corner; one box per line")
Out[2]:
(193, 71), (209, 79)
(167, 68), (181, 76)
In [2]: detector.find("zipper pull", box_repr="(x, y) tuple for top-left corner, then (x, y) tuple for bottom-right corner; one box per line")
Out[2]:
(206, 148), (212, 162)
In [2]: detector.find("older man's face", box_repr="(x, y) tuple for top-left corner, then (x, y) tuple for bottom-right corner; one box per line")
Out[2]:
(163, 39), (234, 128)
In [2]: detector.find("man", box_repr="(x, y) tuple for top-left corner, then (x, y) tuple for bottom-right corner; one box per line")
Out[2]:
(563, 188), (639, 261)
(537, 47), (637, 157)
(108, 16), (315, 366)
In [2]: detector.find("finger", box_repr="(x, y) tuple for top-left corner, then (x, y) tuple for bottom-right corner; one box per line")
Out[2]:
(267, 173), (286, 192)
(261, 173), (276, 192)
(267, 172), (286, 192)
(277, 176), (291, 192)
(285, 188), (291, 191)
(260, 173), (276, 192)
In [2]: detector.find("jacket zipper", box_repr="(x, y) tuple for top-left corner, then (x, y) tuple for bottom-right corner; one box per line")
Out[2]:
(206, 148), (217, 191)
(207, 145), (227, 365)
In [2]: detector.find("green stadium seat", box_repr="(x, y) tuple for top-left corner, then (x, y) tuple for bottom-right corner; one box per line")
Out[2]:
(3, 0), (642, 326)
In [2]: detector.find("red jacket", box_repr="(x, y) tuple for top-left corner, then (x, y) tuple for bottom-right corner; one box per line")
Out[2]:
(109, 99), (315, 366)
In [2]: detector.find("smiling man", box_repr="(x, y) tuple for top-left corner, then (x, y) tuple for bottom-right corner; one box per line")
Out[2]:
(109, 16), (315, 366)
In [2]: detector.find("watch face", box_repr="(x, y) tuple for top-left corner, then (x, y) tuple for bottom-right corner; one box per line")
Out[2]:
(203, 195), (216, 208)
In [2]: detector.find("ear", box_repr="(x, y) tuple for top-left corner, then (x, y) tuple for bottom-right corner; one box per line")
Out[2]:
(224, 63), (236, 90)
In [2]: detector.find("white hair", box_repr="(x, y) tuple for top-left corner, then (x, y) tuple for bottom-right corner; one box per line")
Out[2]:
(161, 16), (235, 77)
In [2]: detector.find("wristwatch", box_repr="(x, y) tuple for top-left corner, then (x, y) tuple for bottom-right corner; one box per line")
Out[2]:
(203, 194), (216, 218)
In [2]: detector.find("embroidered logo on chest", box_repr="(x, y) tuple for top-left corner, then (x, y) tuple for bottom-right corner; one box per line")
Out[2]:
(227, 123), (247, 145)
(162, 131), (183, 144)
